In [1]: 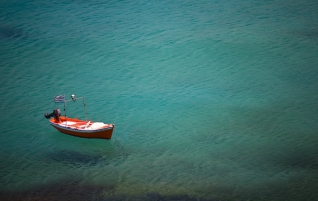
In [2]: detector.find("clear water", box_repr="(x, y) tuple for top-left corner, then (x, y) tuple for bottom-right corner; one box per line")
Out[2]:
(1, 0), (318, 200)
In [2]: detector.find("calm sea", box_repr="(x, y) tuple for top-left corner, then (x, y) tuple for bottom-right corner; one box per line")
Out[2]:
(1, 0), (318, 200)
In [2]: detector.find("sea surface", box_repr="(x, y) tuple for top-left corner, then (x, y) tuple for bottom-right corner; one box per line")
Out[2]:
(1, 0), (318, 200)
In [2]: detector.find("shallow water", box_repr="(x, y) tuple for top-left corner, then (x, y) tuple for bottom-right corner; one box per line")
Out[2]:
(1, 0), (318, 200)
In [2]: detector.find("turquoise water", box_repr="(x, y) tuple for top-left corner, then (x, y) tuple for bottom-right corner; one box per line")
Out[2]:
(1, 0), (318, 200)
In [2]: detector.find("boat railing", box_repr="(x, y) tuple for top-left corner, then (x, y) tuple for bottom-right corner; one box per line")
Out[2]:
(62, 94), (88, 122)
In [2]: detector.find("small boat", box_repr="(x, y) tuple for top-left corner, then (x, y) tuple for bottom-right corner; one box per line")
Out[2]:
(44, 94), (115, 139)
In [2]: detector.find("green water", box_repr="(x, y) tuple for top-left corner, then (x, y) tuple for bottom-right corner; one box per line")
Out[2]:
(1, 0), (318, 200)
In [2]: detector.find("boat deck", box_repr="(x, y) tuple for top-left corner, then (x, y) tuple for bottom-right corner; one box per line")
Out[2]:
(50, 117), (112, 131)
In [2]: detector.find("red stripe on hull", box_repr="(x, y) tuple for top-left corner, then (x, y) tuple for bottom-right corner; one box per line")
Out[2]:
(52, 124), (114, 139)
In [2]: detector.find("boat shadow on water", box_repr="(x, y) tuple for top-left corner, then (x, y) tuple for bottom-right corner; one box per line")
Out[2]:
(44, 139), (128, 167)
(46, 150), (107, 166)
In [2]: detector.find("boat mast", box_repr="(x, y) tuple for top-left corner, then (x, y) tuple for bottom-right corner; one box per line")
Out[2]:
(81, 96), (88, 121)
(64, 100), (67, 119)
(64, 94), (88, 121)
(56, 94), (88, 121)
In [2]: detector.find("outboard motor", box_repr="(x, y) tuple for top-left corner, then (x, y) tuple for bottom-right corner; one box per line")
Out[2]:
(44, 108), (61, 121)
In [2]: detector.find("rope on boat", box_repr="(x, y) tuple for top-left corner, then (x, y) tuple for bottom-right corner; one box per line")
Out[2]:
(113, 128), (124, 150)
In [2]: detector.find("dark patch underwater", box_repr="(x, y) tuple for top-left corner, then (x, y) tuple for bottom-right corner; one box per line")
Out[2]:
(0, 25), (28, 39)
